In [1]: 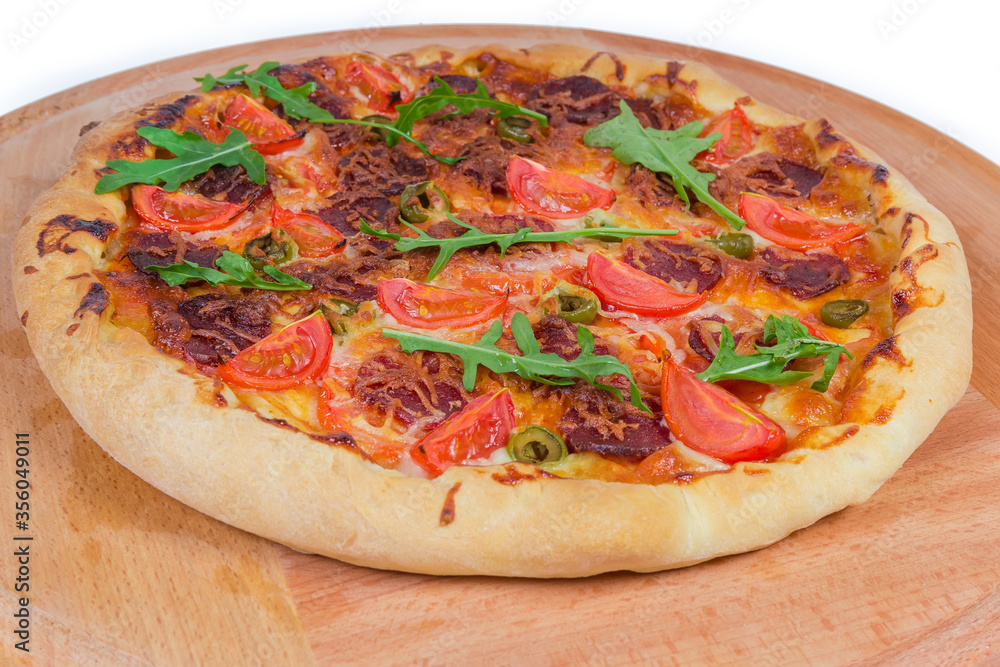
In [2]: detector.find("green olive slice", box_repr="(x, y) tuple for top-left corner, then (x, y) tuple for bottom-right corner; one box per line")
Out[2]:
(708, 233), (754, 259)
(497, 115), (534, 143)
(399, 181), (447, 225)
(820, 299), (870, 328)
(507, 426), (567, 465)
(360, 114), (393, 140)
(243, 229), (296, 270)
(546, 282), (600, 324)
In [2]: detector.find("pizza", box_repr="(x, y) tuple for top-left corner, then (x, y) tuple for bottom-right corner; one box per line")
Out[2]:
(12, 44), (972, 577)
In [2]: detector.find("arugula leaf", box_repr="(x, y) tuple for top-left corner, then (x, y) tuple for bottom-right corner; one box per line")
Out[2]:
(388, 77), (547, 147)
(362, 213), (678, 281)
(384, 312), (650, 413)
(195, 65), (543, 164)
(147, 251), (312, 291)
(695, 314), (851, 392)
(583, 101), (746, 230)
(196, 61), (336, 122)
(95, 127), (265, 194)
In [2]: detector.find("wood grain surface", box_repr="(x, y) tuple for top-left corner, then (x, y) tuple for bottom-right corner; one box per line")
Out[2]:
(2, 25), (997, 665)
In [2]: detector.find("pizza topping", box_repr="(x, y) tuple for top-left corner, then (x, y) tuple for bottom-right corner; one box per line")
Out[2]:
(584, 101), (747, 230)
(337, 146), (430, 197)
(176, 293), (277, 365)
(695, 314), (850, 392)
(96, 127), (266, 194)
(707, 232), (754, 259)
(376, 278), (508, 329)
(507, 426), (568, 465)
(353, 350), (470, 429)
(385, 312), (650, 413)
(709, 155), (823, 209)
(243, 229), (297, 269)
(496, 115), (536, 144)
(126, 232), (223, 275)
(398, 181), (447, 224)
(197, 61), (335, 123)
(699, 104), (754, 165)
(662, 358), (786, 464)
(271, 206), (345, 258)
(623, 240), (725, 293)
(543, 283), (600, 324)
(506, 156), (615, 219)
(409, 389), (516, 477)
(556, 379), (674, 457)
(316, 192), (397, 238)
(223, 94), (304, 154)
(362, 203), (678, 281)
(759, 246), (850, 300)
(343, 61), (412, 113)
(526, 75), (618, 124)
(131, 185), (247, 232)
(820, 299), (870, 328)
(586, 253), (705, 317)
(147, 250), (312, 291)
(739, 193), (866, 250)
(193, 165), (266, 205)
(218, 311), (331, 390)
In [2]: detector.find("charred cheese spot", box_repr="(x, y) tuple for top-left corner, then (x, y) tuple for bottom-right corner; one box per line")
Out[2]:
(861, 336), (909, 369)
(37, 215), (117, 257)
(439, 482), (462, 527)
(74, 283), (110, 319)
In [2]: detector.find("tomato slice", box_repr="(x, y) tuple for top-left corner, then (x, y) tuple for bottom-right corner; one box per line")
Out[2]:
(223, 94), (304, 154)
(271, 205), (345, 258)
(131, 185), (245, 232)
(700, 104), (754, 164)
(344, 61), (412, 112)
(738, 193), (866, 250)
(506, 156), (615, 219)
(586, 253), (705, 317)
(409, 390), (516, 477)
(218, 313), (332, 391)
(377, 279), (508, 329)
(661, 358), (786, 463)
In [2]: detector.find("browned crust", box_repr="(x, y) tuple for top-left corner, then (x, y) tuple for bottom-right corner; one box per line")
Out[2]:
(11, 44), (972, 577)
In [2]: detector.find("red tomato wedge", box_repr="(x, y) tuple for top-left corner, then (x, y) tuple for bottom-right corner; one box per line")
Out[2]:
(700, 104), (754, 164)
(344, 61), (412, 112)
(506, 156), (615, 219)
(377, 279), (508, 329)
(661, 358), (786, 463)
(131, 185), (245, 232)
(586, 253), (705, 317)
(409, 390), (516, 477)
(223, 94), (304, 154)
(738, 193), (867, 250)
(218, 313), (332, 391)
(271, 205), (345, 258)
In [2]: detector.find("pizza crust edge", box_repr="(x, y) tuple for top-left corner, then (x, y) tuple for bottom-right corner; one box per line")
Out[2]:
(12, 44), (972, 577)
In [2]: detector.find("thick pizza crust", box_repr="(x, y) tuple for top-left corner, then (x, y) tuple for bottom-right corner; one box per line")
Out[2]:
(12, 44), (972, 576)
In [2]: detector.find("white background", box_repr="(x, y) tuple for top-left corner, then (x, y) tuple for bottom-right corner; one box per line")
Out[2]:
(2, 0), (997, 166)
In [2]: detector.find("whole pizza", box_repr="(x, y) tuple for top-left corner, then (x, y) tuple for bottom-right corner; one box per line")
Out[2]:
(12, 44), (971, 576)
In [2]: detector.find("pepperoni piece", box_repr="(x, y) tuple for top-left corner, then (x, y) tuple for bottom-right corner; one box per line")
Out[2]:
(758, 247), (850, 300)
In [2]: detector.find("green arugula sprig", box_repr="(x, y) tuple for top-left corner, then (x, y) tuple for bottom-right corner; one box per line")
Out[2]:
(196, 62), (336, 122)
(363, 190), (678, 281)
(95, 127), (265, 194)
(147, 251), (311, 292)
(196, 64), (543, 164)
(384, 312), (650, 413)
(695, 314), (850, 392)
(389, 77), (547, 147)
(583, 101), (746, 230)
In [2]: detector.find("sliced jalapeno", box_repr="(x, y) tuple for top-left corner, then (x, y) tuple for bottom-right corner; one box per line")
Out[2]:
(546, 282), (600, 324)
(243, 229), (296, 270)
(708, 233), (754, 259)
(507, 426), (567, 465)
(399, 181), (447, 224)
(497, 115), (534, 143)
(360, 114), (393, 140)
(320, 298), (360, 335)
(820, 299), (869, 328)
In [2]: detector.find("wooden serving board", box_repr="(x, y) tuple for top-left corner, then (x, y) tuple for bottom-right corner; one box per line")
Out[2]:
(3, 25), (999, 665)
